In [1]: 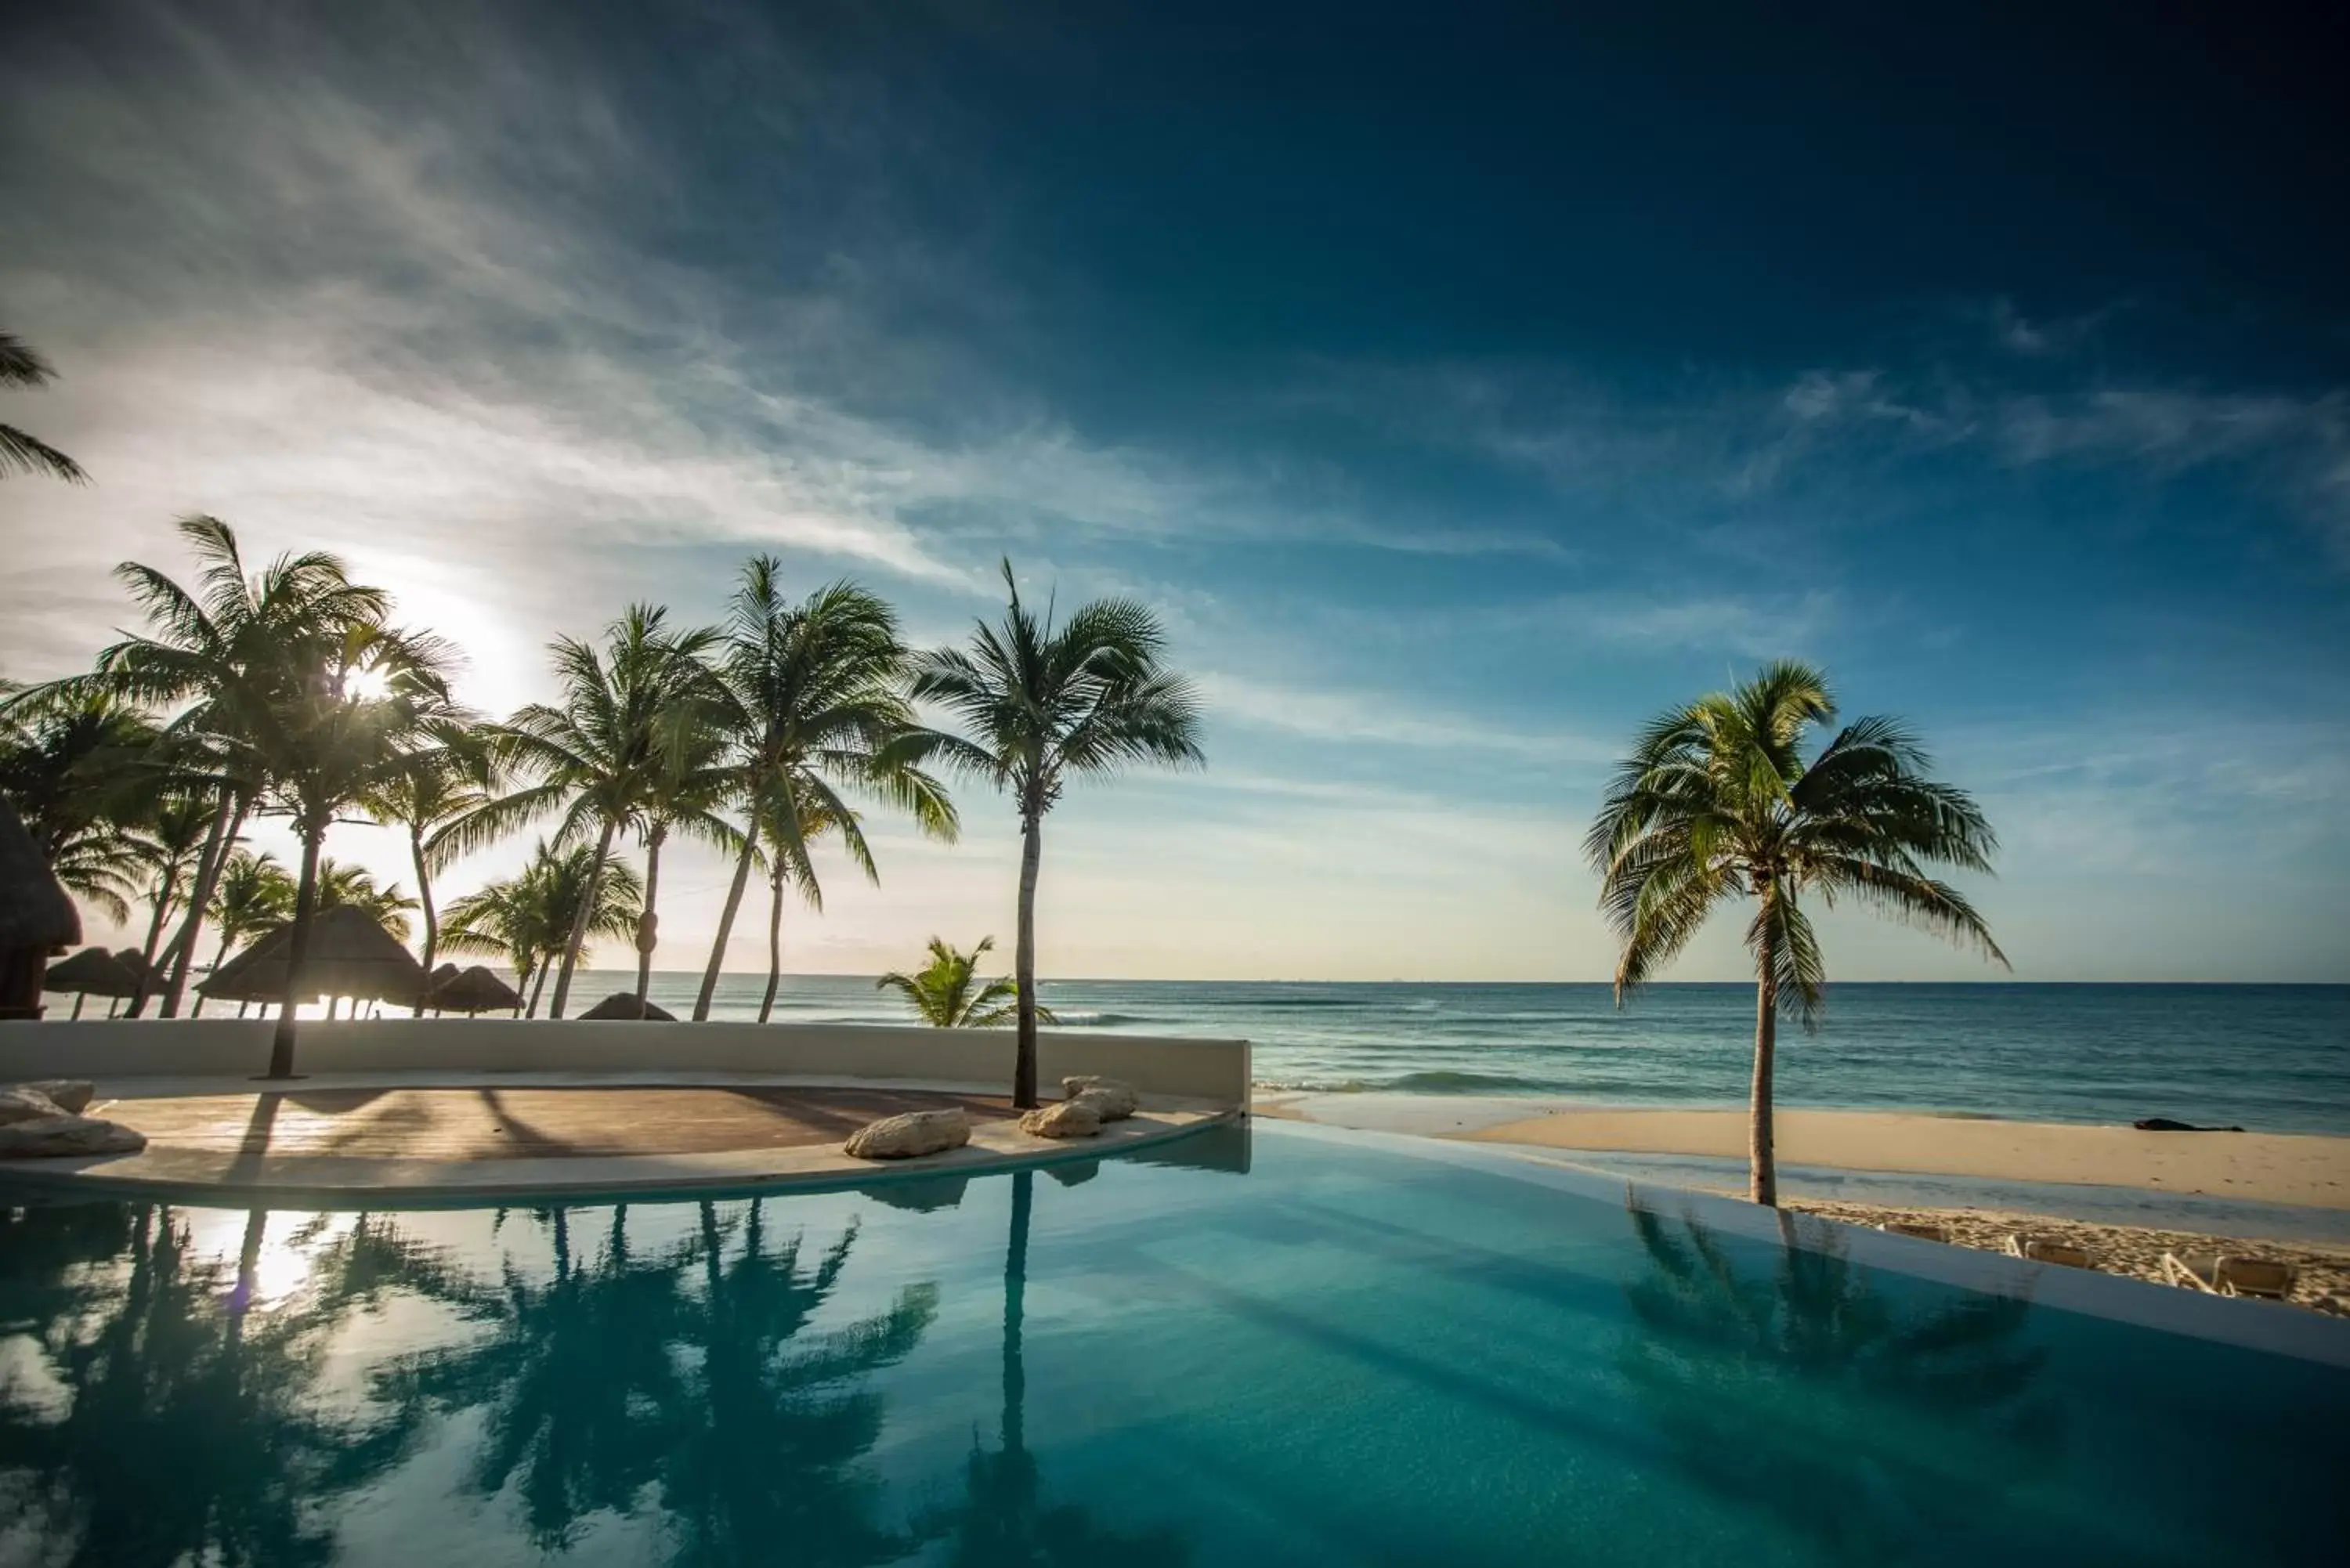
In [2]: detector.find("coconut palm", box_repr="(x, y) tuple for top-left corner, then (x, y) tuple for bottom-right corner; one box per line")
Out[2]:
(310, 857), (419, 943)
(0, 328), (88, 483)
(459, 607), (719, 1020)
(744, 789), (871, 1024)
(92, 516), (400, 1017)
(875, 937), (1055, 1029)
(1586, 662), (2005, 1205)
(117, 791), (218, 1013)
(360, 726), (493, 1009)
(0, 684), (160, 923)
(691, 560), (957, 1021)
(913, 561), (1203, 1107)
(629, 704), (738, 1004)
(193, 848), (296, 1016)
(441, 842), (643, 1017)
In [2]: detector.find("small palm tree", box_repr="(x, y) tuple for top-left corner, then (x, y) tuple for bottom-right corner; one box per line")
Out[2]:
(463, 607), (718, 1019)
(691, 560), (956, 1021)
(875, 937), (1055, 1028)
(118, 793), (217, 1013)
(0, 329), (88, 483)
(630, 705), (738, 1004)
(360, 725), (492, 1010)
(441, 842), (643, 1017)
(193, 849), (296, 1016)
(747, 789), (868, 1024)
(913, 562), (1202, 1107)
(0, 684), (161, 922)
(1586, 662), (2006, 1205)
(311, 857), (419, 943)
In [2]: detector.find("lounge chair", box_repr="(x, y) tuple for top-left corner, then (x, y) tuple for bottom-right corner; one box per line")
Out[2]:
(1879, 1221), (1950, 1243)
(2161, 1252), (2295, 1300)
(2005, 1235), (2095, 1269)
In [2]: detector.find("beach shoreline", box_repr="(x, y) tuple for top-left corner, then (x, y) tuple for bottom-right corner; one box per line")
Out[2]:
(1253, 1092), (2350, 1211)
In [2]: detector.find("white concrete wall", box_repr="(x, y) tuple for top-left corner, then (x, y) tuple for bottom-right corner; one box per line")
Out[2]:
(0, 1019), (1252, 1106)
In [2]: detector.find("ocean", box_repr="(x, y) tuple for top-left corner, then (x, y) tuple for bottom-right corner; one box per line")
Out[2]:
(574, 973), (2350, 1136)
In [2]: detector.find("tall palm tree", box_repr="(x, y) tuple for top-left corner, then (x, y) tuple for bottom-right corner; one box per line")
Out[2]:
(360, 726), (492, 1010)
(692, 560), (957, 1021)
(461, 607), (718, 1020)
(1585, 662), (2005, 1205)
(631, 706), (738, 1004)
(0, 328), (88, 483)
(441, 842), (643, 1017)
(0, 684), (160, 922)
(913, 561), (1203, 1107)
(747, 789), (869, 1024)
(875, 937), (1054, 1028)
(92, 516), (397, 1017)
(249, 620), (458, 1076)
(194, 848), (296, 1016)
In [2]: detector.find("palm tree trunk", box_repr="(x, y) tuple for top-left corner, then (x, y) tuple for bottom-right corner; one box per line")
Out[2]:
(193, 927), (235, 1018)
(1013, 813), (1043, 1108)
(158, 792), (243, 1017)
(409, 826), (438, 1017)
(1749, 966), (1779, 1206)
(1003, 1169), (1031, 1458)
(266, 825), (324, 1078)
(70, 992), (85, 1020)
(692, 834), (758, 1021)
(634, 822), (665, 1000)
(548, 818), (616, 1020)
(526, 959), (550, 1018)
(757, 868), (784, 1023)
(122, 887), (176, 1017)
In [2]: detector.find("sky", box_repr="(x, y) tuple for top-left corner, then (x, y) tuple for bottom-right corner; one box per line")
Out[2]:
(2, 1), (2346, 983)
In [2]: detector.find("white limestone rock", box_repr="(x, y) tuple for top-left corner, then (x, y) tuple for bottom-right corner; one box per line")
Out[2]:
(1060, 1076), (1137, 1121)
(0, 1114), (146, 1158)
(1020, 1100), (1103, 1140)
(22, 1079), (95, 1114)
(0, 1086), (65, 1126)
(843, 1108), (971, 1161)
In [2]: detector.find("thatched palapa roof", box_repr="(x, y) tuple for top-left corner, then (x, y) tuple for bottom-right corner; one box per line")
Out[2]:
(428, 964), (523, 1015)
(0, 797), (80, 951)
(45, 945), (142, 998)
(198, 905), (427, 1004)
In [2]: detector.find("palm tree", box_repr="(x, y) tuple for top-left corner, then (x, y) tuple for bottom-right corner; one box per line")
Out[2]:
(747, 790), (869, 1024)
(630, 704), (738, 1004)
(441, 842), (643, 1017)
(692, 560), (957, 1021)
(118, 792), (218, 1013)
(461, 607), (718, 1020)
(876, 937), (1055, 1028)
(311, 857), (420, 942)
(92, 516), (399, 1017)
(0, 684), (161, 923)
(360, 727), (492, 1009)
(1586, 662), (2005, 1205)
(194, 848), (296, 1016)
(248, 618), (457, 1075)
(913, 561), (1202, 1107)
(0, 328), (88, 483)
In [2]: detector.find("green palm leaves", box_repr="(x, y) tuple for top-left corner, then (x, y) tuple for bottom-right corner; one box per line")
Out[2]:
(1588, 661), (2005, 1204)
(913, 560), (1201, 1104)
(440, 842), (644, 1017)
(0, 328), (87, 483)
(876, 936), (1055, 1028)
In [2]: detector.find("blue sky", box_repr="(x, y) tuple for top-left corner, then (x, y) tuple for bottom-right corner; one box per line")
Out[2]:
(3, 1), (2345, 981)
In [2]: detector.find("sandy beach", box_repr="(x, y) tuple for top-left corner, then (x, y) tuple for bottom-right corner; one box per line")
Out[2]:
(1253, 1093), (2350, 1209)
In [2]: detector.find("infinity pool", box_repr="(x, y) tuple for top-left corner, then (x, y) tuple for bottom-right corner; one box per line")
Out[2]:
(2, 1122), (2343, 1566)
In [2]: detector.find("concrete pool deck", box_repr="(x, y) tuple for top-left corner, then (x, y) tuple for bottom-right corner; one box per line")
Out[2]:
(0, 1075), (1235, 1202)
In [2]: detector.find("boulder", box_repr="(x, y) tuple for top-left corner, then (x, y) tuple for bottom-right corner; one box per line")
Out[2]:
(843, 1108), (971, 1161)
(1020, 1100), (1103, 1140)
(0, 1086), (64, 1125)
(22, 1079), (95, 1114)
(0, 1114), (146, 1158)
(1060, 1076), (1137, 1122)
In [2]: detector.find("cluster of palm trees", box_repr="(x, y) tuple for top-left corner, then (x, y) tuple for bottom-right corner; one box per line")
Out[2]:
(2, 518), (1202, 1100)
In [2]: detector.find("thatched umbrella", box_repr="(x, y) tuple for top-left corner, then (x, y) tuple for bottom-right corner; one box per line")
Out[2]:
(1, 797), (81, 1020)
(426, 964), (523, 1017)
(580, 991), (675, 1021)
(43, 945), (142, 1019)
(197, 905), (427, 1017)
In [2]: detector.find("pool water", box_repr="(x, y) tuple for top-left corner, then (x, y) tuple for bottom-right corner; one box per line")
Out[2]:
(2, 1122), (2343, 1566)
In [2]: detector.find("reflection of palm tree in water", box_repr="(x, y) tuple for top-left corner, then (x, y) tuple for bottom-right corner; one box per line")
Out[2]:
(921, 1171), (1191, 1567)
(0, 1202), (465, 1567)
(1622, 1204), (2058, 1563)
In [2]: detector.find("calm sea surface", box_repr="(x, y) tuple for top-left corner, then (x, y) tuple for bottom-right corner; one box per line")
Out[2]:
(581, 973), (2350, 1136)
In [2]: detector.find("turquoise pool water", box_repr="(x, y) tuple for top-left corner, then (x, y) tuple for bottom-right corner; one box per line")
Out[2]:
(2, 1123), (2343, 1566)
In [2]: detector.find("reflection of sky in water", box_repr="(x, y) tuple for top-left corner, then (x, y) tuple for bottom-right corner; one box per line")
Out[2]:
(2, 1124), (2345, 1566)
